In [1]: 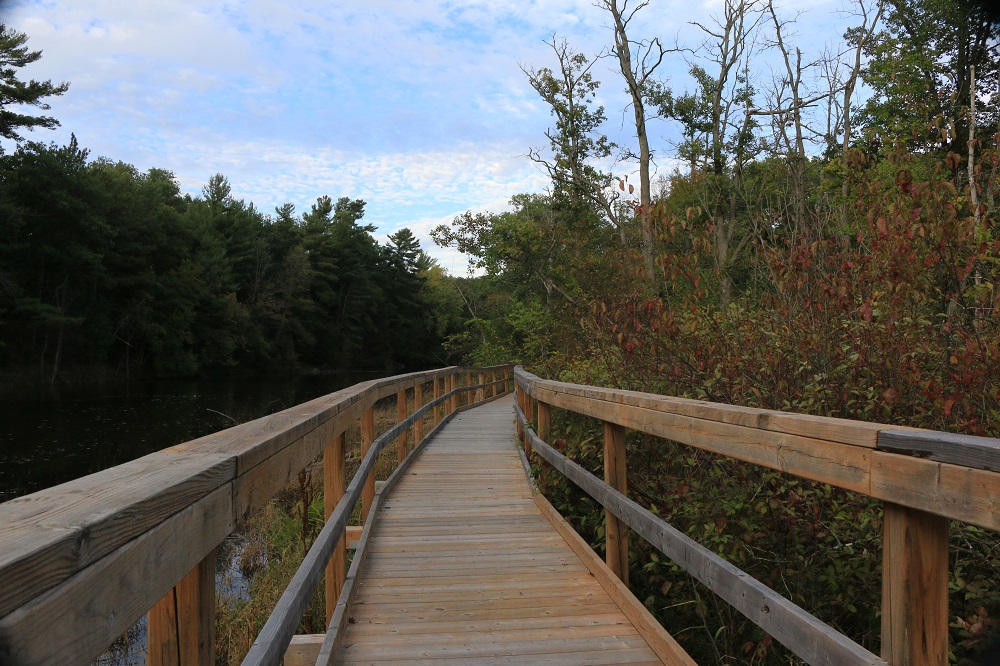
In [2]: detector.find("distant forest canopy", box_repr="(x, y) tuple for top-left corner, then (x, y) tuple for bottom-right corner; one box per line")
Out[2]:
(0, 27), (477, 379)
(432, 0), (1000, 439)
(0, 138), (476, 378)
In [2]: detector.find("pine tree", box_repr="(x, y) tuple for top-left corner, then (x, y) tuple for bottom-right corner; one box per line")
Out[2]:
(0, 24), (69, 144)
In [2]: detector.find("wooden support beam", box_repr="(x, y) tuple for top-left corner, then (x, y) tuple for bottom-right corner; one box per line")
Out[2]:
(396, 389), (407, 465)
(604, 421), (629, 586)
(477, 372), (485, 403)
(324, 432), (346, 626)
(148, 548), (216, 666)
(414, 382), (424, 444)
(361, 408), (375, 520)
(881, 503), (949, 666)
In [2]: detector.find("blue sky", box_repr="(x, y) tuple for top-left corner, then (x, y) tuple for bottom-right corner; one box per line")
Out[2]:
(2, 0), (855, 273)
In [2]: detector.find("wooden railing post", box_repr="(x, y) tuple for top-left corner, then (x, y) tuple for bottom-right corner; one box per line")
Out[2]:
(148, 549), (216, 666)
(604, 421), (629, 585)
(525, 393), (536, 457)
(433, 376), (441, 427)
(489, 370), (496, 398)
(477, 371), (484, 403)
(396, 389), (407, 465)
(515, 384), (525, 444)
(414, 381), (424, 443)
(448, 373), (457, 414)
(881, 503), (949, 666)
(324, 432), (346, 625)
(361, 407), (375, 520)
(537, 400), (550, 485)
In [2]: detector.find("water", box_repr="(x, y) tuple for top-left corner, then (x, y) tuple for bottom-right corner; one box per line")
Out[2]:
(0, 372), (388, 501)
(0, 371), (392, 665)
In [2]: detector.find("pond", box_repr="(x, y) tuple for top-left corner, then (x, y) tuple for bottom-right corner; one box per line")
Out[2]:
(0, 372), (390, 501)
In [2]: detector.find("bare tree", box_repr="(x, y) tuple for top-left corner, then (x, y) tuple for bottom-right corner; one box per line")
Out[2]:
(596, 0), (675, 287)
(689, 0), (766, 304)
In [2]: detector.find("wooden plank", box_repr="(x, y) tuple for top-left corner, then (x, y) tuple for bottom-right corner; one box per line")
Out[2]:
(0, 484), (233, 666)
(283, 634), (323, 666)
(604, 421), (629, 585)
(519, 419), (887, 666)
(879, 429), (1000, 473)
(148, 547), (216, 666)
(527, 383), (873, 495)
(534, 492), (691, 666)
(336, 652), (662, 666)
(324, 432), (346, 626)
(515, 367), (886, 447)
(336, 634), (655, 661)
(881, 503), (949, 666)
(0, 451), (234, 620)
(870, 451), (1000, 531)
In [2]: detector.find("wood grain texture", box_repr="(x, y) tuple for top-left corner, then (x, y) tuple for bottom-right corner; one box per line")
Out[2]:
(333, 397), (667, 665)
(148, 548), (216, 666)
(879, 429), (1000, 473)
(515, 367), (887, 447)
(516, 412), (887, 666)
(362, 407), (376, 520)
(0, 484), (233, 666)
(324, 433), (346, 627)
(881, 503), (949, 666)
(533, 493), (694, 666)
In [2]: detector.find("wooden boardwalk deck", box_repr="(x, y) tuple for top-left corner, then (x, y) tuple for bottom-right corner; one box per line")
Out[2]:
(333, 396), (670, 665)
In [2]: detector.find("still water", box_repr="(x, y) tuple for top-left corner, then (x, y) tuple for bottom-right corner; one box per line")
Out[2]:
(0, 372), (390, 501)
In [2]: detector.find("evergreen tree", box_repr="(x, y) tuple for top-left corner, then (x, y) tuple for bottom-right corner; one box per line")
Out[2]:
(0, 24), (69, 145)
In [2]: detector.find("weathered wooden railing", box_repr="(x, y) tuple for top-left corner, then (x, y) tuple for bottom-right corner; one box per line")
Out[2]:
(0, 364), (513, 665)
(514, 367), (1000, 666)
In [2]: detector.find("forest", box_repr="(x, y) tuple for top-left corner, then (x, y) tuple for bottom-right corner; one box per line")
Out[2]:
(3, 0), (1000, 660)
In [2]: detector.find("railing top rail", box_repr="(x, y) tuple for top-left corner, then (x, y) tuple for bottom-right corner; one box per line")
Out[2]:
(514, 367), (1000, 531)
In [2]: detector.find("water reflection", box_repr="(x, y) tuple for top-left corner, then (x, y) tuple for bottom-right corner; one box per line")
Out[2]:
(0, 372), (389, 501)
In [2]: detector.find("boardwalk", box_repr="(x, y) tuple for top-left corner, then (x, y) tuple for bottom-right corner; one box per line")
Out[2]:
(334, 397), (668, 664)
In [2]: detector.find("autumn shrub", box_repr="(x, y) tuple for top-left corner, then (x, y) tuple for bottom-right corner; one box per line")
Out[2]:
(538, 151), (1000, 663)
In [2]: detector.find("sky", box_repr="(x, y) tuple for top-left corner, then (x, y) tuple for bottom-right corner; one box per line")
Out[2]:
(1, 0), (856, 273)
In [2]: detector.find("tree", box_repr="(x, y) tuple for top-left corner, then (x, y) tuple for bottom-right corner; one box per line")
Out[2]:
(596, 0), (674, 287)
(524, 37), (618, 232)
(858, 0), (999, 154)
(0, 24), (69, 145)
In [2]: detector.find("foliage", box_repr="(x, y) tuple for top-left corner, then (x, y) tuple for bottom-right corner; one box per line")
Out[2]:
(0, 24), (69, 144)
(0, 141), (464, 381)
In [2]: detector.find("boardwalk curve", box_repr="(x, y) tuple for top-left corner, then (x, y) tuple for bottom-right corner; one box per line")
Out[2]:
(333, 397), (673, 665)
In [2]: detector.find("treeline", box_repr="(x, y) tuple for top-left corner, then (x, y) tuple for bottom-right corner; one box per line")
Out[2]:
(433, 0), (1000, 661)
(0, 137), (466, 381)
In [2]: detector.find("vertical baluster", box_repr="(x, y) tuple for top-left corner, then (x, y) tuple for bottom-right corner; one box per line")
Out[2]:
(433, 376), (441, 427)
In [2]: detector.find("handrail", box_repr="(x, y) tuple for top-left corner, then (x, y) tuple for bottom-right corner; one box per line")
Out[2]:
(514, 366), (1000, 666)
(0, 364), (514, 665)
